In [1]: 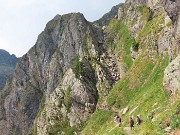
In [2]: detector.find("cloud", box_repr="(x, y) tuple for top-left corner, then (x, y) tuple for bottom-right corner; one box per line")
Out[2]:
(0, 0), (34, 9)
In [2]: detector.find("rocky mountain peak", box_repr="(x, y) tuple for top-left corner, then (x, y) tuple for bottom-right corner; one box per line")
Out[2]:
(0, 12), (104, 135)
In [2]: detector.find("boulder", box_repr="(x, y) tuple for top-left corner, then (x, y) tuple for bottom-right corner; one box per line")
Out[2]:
(163, 55), (180, 95)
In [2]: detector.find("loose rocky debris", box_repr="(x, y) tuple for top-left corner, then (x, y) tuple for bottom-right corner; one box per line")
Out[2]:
(168, 130), (180, 135)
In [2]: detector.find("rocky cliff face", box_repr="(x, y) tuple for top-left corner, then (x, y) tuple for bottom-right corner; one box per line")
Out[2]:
(119, 0), (179, 60)
(120, 0), (180, 95)
(0, 12), (113, 135)
(124, 0), (180, 54)
(0, 1), (180, 135)
(163, 55), (180, 95)
(0, 49), (18, 90)
(81, 0), (180, 134)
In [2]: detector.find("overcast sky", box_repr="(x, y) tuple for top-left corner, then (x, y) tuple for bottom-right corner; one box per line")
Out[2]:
(0, 0), (125, 57)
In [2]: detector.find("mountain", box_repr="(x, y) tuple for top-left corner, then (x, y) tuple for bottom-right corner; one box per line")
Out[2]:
(0, 0), (179, 135)
(0, 49), (18, 91)
(0, 13), (105, 135)
(93, 3), (123, 27)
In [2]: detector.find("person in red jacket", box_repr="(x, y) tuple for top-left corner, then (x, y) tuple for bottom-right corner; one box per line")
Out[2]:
(129, 117), (134, 130)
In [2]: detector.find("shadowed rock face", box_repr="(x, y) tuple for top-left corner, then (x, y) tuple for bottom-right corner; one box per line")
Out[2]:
(0, 13), (103, 135)
(0, 49), (18, 91)
(165, 0), (180, 24)
(93, 3), (123, 27)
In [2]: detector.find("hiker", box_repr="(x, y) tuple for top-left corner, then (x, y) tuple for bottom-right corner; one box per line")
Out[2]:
(129, 117), (134, 130)
(114, 115), (121, 127)
(136, 116), (141, 125)
(101, 103), (107, 109)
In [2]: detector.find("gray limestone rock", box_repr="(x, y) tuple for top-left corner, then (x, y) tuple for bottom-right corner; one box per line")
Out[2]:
(163, 55), (180, 95)
(0, 13), (103, 135)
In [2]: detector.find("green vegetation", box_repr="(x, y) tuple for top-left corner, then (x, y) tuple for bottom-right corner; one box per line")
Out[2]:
(48, 117), (75, 135)
(64, 86), (71, 112)
(136, 5), (152, 22)
(106, 19), (134, 70)
(72, 56), (84, 78)
(81, 10), (179, 133)
(82, 53), (171, 135)
(139, 8), (165, 38)
(36, 93), (45, 118)
(32, 4), (180, 135)
(132, 41), (139, 52)
(81, 110), (113, 135)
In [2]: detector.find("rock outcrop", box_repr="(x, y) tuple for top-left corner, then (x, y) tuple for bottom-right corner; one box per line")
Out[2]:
(0, 13), (106, 135)
(36, 64), (97, 135)
(163, 55), (180, 95)
(118, 0), (179, 61)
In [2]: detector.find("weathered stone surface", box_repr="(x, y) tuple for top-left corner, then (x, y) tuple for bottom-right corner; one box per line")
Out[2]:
(126, 0), (160, 9)
(118, 0), (179, 61)
(36, 60), (98, 135)
(0, 13), (103, 135)
(163, 55), (180, 95)
(165, 0), (180, 24)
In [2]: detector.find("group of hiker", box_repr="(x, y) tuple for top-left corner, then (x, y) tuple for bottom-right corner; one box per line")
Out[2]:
(114, 115), (141, 129)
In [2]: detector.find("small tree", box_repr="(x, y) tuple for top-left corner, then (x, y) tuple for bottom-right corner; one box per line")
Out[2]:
(72, 56), (84, 78)
(64, 86), (71, 113)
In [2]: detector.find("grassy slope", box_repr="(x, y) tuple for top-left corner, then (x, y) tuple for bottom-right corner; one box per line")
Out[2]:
(81, 8), (180, 134)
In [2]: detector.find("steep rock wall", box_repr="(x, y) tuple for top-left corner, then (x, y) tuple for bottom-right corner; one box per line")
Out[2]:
(0, 13), (104, 135)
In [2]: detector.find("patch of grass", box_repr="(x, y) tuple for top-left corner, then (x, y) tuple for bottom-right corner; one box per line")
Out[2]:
(81, 110), (113, 135)
(72, 56), (84, 79)
(105, 20), (134, 70)
(83, 55), (171, 134)
(48, 117), (75, 135)
(107, 78), (130, 108)
(107, 55), (156, 109)
(36, 92), (45, 118)
(139, 8), (165, 38)
(132, 40), (139, 52)
(136, 5), (152, 22)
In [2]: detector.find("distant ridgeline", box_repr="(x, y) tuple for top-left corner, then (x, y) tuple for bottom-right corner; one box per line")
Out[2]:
(0, 49), (18, 90)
